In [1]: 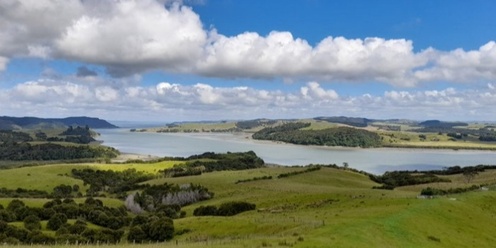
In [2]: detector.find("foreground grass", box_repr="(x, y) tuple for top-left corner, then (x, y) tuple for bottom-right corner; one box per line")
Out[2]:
(1, 164), (496, 247)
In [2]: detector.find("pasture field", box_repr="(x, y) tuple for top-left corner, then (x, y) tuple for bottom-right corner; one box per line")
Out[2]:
(0, 161), (182, 192)
(0, 163), (496, 247)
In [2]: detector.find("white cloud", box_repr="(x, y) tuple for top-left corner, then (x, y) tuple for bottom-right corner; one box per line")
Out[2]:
(55, 0), (206, 76)
(0, 0), (84, 58)
(95, 86), (119, 102)
(413, 41), (496, 83)
(1, 0), (496, 87)
(301, 82), (339, 100)
(2, 78), (496, 121)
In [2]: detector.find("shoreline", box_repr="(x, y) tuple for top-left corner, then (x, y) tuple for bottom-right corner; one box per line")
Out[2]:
(132, 129), (496, 152)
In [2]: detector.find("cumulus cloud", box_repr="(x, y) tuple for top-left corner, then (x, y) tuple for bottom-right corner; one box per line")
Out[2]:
(1, 0), (496, 87)
(2, 78), (496, 121)
(0, 0), (83, 58)
(413, 41), (496, 83)
(198, 32), (428, 86)
(55, 0), (206, 77)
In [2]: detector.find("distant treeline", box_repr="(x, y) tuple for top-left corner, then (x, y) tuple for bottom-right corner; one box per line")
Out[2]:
(419, 120), (468, 128)
(0, 143), (118, 161)
(420, 185), (481, 196)
(370, 165), (496, 189)
(0, 130), (33, 143)
(370, 171), (450, 189)
(162, 151), (265, 177)
(235, 119), (278, 129)
(413, 121), (496, 142)
(1, 126), (97, 145)
(252, 123), (381, 148)
(314, 116), (370, 127)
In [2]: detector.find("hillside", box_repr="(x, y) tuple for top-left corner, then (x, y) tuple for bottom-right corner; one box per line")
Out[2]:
(0, 116), (118, 130)
(0, 157), (495, 247)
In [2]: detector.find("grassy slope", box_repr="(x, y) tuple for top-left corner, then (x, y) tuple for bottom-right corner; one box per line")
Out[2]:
(0, 161), (180, 191)
(144, 167), (496, 247)
(1, 165), (496, 247)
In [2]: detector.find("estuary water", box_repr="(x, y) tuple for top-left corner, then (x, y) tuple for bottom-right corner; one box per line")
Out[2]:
(96, 128), (496, 174)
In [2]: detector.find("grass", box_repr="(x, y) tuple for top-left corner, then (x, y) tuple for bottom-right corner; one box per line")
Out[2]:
(379, 130), (496, 150)
(0, 161), (183, 193)
(84, 160), (182, 173)
(1, 164), (496, 247)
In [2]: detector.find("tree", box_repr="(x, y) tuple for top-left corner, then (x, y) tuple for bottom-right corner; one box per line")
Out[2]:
(147, 217), (174, 241)
(193, 205), (218, 216)
(127, 226), (147, 243)
(53, 184), (73, 198)
(23, 215), (41, 231)
(463, 169), (478, 183)
(343, 162), (349, 169)
(47, 213), (67, 231)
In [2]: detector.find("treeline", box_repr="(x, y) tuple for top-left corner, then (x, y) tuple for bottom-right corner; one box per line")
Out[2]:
(277, 166), (321, 178)
(0, 143), (118, 161)
(418, 120), (468, 128)
(0, 130), (33, 143)
(235, 119), (278, 129)
(235, 176), (272, 184)
(71, 168), (154, 197)
(370, 171), (451, 189)
(253, 123), (382, 148)
(413, 124), (496, 142)
(1, 126), (97, 145)
(162, 151), (265, 177)
(193, 201), (256, 217)
(420, 185), (481, 196)
(426, 165), (493, 175)
(0, 197), (144, 245)
(47, 126), (96, 144)
(314, 116), (370, 127)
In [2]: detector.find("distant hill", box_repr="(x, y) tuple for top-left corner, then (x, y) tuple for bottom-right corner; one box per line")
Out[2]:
(314, 116), (371, 127)
(0, 116), (118, 130)
(419, 120), (468, 128)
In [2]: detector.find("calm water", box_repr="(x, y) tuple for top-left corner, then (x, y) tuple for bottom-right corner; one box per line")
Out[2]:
(97, 128), (496, 174)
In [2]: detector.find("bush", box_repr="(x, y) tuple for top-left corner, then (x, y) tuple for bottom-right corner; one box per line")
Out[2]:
(147, 217), (174, 242)
(193, 205), (218, 216)
(217, 201), (256, 216)
(127, 226), (147, 243)
(23, 215), (41, 231)
(47, 213), (68, 231)
(194, 201), (256, 217)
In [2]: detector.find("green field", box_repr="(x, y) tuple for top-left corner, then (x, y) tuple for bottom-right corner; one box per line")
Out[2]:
(1, 162), (496, 247)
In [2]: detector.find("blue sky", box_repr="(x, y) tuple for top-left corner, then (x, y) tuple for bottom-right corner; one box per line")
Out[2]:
(1, 0), (496, 122)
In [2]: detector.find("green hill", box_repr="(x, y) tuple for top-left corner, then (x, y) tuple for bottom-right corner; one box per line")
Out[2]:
(0, 160), (495, 247)
(0, 116), (118, 130)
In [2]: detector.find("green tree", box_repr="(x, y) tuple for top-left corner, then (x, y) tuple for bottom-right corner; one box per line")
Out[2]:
(147, 217), (174, 241)
(23, 215), (41, 231)
(47, 213), (67, 231)
(127, 226), (147, 243)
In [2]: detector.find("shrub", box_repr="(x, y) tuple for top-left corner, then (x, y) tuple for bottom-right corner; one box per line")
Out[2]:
(23, 215), (41, 231)
(47, 213), (68, 231)
(193, 205), (218, 216)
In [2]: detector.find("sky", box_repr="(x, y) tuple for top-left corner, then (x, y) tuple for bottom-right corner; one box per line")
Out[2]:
(1, 0), (496, 122)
